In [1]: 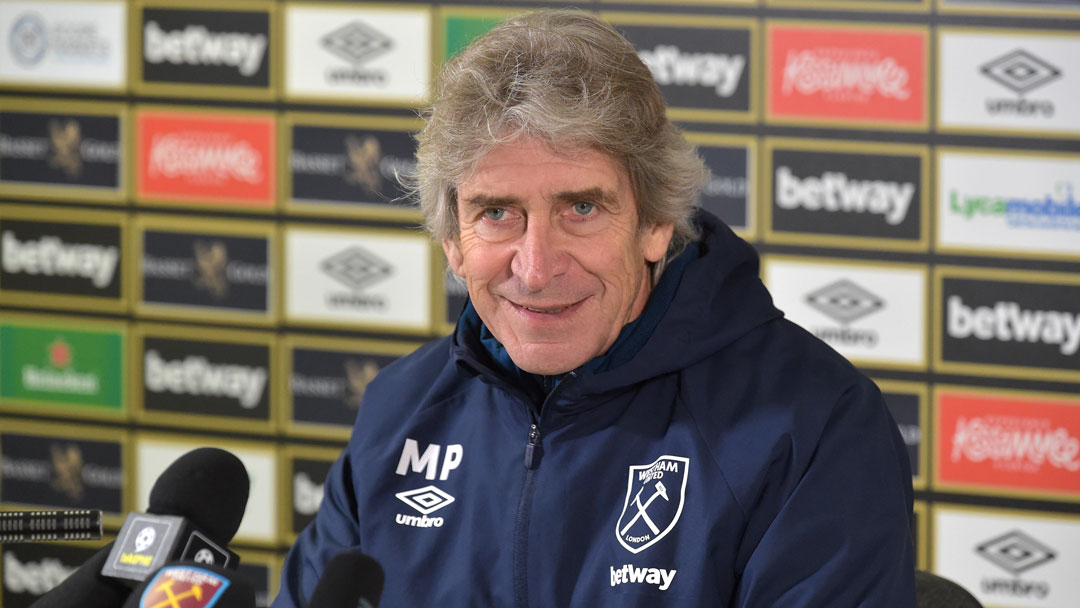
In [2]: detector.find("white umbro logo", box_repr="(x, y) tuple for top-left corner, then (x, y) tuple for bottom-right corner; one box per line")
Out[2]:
(395, 486), (454, 529)
(396, 485), (455, 514)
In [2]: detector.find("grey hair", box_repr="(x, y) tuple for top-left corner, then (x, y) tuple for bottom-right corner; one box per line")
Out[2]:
(412, 9), (708, 278)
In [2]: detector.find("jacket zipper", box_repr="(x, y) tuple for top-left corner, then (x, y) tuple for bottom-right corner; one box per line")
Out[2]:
(512, 372), (575, 608)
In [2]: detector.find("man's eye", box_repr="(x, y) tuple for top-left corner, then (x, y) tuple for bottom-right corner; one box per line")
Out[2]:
(572, 202), (595, 216)
(484, 208), (507, 221)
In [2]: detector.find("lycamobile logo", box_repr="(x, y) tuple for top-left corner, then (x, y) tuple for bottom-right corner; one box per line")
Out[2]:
(947, 296), (1080, 356)
(948, 183), (1080, 230)
(0, 323), (124, 409)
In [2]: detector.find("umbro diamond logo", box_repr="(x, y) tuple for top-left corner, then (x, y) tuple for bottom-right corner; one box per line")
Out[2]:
(321, 246), (392, 291)
(396, 486), (455, 514)
(321, 21), (393, 65)
(980, 49), (1061, 96)
(976, 530), (1057, 576)
(395, 485), (454, 529)
(805, 279), (884, 325)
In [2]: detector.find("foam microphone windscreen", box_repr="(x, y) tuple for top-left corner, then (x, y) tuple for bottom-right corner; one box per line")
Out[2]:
(147, 447), (249, 544)
(28, 542), (129, 608)
(307, 551), (385, 608)
(122, 562), (255, 608)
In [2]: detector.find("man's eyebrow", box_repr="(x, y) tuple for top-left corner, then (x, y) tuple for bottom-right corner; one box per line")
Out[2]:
(553, 187), (619, 207)
(461, 193), (522, 209)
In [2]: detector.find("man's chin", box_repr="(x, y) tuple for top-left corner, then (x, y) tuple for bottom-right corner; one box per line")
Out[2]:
(507, 344), (590, 376)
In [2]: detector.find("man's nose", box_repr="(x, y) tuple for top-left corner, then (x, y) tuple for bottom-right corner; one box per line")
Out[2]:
(512, 219), (566, 292)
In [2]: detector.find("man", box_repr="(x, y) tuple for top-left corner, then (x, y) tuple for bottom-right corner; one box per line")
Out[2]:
(274, 10), (915, 607)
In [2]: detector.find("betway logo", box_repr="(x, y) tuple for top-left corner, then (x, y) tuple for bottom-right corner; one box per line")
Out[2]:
(638, 45), (745, 97)
(144, 21), (267, 77)
(144, 350), (267, 409)
(609, 564), (676, 591)
(2, 231), (118, 288)
(952, 416), (1080, 472)
(947, 296), (1080, 356)
(775, 166), (914, 225)
(3, 551), (76, 595)
(148, 133), (262, 185)
(782, 49), (910, 100)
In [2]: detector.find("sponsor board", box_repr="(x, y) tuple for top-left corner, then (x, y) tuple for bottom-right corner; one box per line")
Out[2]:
(0, 313), (126, 419)
(767, 0), (930, 10)
(934, 266), (1080, 383)
(763, 138), (928, 251)
(0, 1), (126, 91)
(134, 107), (276, 211)
(602, 13), (756, 123)
(134, 324), (275, 434)
(283, 3), (431, 106)
(934, 385), (1080, 501)
(766, 22), (928, 129)
(283, 225), (435, 334)
(599, 0), (753, 5)
(914, 501), (928, 571)
(938, 28), (1080, 137)
(938, 0), (1080, 17)
(234, 549), (279, 608)
(437, 7), (516, 63)
(876, 379), (928, 489)
(1, 539), (109, 608)
(280, 446), (340, 543)
(133, 215), (276, 326)
(0, 97), (125, 203)
(280, 334), (417, 439)
(936, 147), (1080, 261)
(0, 205), (127, 312)
(135, 0), (275, 100)
(762, 256), (927, 370)
(0, 419), (127, 525)
(933, 505), (1080, 607)
(685, 133), (755, 239)
(134, 433), (277, 546)
(282, 112), (422, 220)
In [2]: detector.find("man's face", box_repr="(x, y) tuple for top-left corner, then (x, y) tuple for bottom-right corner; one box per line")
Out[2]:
(443, 138), (673, 375)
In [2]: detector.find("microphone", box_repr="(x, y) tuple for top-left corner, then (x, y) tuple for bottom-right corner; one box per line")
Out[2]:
(101, 447), (250, 584)
(307, 551), (385, 608)
(0, 509), (103, 543)
(122, 562), (255, 608)
(29, 447), (250, 608)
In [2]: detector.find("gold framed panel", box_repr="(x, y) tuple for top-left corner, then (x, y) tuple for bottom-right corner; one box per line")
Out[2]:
(0, 417), (130, 528)
(0, 203), (130, 314)
(130, 214), (279, 327)
(0, 96), (129, 204)
(761, 137), (930, 252)
(131, 322), (278, 435)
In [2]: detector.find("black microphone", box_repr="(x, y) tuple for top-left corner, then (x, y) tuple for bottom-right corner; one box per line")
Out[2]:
(122, 562), (255, 608)
(0, 509), (103, 542)
(307, 551), (385, 608)
(29, 447), (250, 608)
(101, 447), (250, 584)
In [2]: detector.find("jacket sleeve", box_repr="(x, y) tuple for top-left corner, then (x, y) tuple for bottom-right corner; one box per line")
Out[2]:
(733, 380), (916, 607)
(271, 449), (362, 608)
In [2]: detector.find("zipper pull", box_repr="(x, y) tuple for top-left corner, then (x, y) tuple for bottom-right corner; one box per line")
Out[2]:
(524, 424), (540, 469)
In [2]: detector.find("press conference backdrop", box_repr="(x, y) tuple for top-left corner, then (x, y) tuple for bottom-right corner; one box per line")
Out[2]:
(0, 0), (1078, 606)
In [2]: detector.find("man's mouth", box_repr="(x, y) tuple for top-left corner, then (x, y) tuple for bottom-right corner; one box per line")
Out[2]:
(520, 304), (569, 314)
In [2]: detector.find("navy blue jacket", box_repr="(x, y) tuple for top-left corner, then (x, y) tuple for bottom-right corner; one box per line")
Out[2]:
(273, 212), (916, 607)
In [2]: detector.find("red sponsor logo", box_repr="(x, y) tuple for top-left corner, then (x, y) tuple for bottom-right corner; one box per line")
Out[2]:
(767, 25), (926, 125)
(139, 565), (228, 608)
(136, 110), (275, 208)
(937, 390), (1080, 497)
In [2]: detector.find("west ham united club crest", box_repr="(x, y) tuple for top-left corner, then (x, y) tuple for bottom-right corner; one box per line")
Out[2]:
(616, 455), (689, 554)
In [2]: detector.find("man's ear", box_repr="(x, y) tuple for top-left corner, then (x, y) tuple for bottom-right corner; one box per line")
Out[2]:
(642, 222), (675, 263)
(442, 237), (464, 276)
